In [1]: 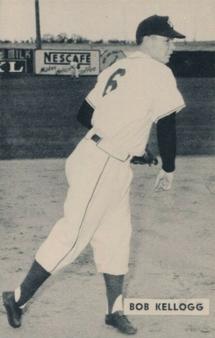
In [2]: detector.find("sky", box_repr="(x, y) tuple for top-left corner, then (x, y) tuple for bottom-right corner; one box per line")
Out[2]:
(0, 0), (215, 42)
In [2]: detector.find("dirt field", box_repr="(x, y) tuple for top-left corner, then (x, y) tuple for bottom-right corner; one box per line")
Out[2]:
(0, 156), (214, 338)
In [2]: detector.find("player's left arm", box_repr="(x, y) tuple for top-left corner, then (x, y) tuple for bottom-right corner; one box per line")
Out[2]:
(154, 112), (176, 191)
(153, 67), (185, 191)
(157, 112), (176, 172)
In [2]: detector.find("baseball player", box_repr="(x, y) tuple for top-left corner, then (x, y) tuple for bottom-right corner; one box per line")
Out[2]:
(3, 15), (185, 335)
(70, 60), (79, 78)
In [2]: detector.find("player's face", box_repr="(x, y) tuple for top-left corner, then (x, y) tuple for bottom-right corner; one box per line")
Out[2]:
(149, 36), (175, 64)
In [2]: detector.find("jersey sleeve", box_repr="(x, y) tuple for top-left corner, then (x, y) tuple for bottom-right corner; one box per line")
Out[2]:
(152, 67), (185, 123)
(85, 69), (108, 109)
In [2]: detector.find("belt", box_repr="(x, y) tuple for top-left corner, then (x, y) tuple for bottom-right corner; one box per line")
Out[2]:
(88, 132), (130, 162)
(91, 134), (102, 143)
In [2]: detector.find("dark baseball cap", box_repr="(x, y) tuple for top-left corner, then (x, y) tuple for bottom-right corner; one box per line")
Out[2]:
(136, 15), (185, 45)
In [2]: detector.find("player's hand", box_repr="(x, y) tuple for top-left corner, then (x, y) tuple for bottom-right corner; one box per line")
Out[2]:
(130, 149), (158, 166)
(154, 169), (174, 192)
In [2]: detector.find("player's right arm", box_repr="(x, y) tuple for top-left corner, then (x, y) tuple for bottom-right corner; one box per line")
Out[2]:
(77, 98), (94, 129)
(76, 68), (109, 129)
(76, 79), (100, 129)
(77, 56), (126, 129)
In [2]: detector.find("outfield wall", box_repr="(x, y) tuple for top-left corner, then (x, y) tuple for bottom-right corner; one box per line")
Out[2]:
(0, 46), (215, 77)
(0, 75), (214, 159)
(1, 46), (215, 159)
(0, 48), (34, 73)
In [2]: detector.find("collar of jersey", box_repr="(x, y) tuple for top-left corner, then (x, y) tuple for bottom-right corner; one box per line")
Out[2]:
(128, 51), (151, 59)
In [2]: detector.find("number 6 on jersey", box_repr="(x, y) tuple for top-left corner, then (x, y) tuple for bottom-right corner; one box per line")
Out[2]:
(103, 68), (126, 97)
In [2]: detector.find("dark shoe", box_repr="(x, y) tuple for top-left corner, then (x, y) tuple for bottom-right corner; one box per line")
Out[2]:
(2, 291), (22, 328)
(105, 311), (137, 335)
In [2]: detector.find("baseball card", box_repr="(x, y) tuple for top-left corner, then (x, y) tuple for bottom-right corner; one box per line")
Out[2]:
(0, 1), (214, 338)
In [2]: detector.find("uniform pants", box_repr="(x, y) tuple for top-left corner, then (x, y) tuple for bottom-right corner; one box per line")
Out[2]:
(36, 138), (133, 275)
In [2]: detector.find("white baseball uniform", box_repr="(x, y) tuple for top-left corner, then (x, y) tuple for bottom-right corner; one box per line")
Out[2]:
(70, 61), (79, 77)
(36, 51), (185, 275)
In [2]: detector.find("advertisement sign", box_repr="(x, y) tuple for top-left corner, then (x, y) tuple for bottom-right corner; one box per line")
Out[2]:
(0, 49), (34, 73)
(35, 50), (100, 76)
(0, 60), (26, 73)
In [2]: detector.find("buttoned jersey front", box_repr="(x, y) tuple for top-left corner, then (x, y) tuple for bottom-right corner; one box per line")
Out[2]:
(87, 51), (185, 157)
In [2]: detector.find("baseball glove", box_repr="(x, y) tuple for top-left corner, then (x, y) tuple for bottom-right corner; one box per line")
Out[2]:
(130, 148), (158, 166)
